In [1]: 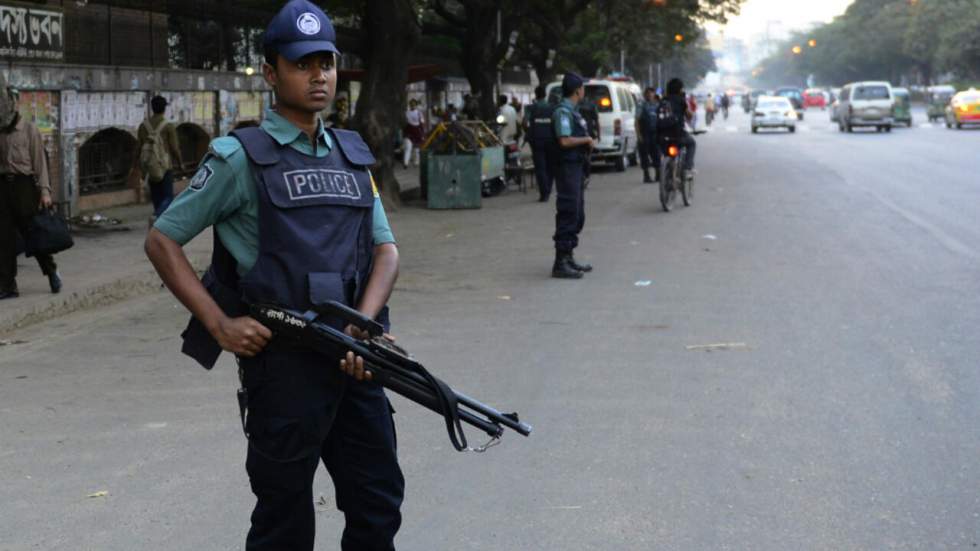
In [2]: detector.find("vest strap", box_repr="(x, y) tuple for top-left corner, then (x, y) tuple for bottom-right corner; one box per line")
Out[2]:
(330, 128), (377, 166)
(231, 127), (280, 166)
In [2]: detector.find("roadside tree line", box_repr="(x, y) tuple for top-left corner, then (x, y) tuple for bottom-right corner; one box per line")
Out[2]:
(753, 0), (980, 90)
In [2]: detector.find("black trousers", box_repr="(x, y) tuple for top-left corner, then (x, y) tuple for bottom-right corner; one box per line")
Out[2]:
(241, 346), (404, 551)
(639, 133), (661, 171)
(530, 142), (558, 200)
(0, 175), (57, 292)
(553, 161), (586, 253)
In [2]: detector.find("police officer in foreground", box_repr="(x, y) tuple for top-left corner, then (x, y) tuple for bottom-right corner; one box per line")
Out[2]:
(144, 1), (403, 549)
(550, 73), (594, 279)
(635, 87), (661, 184)
(524, 85), (558, 202)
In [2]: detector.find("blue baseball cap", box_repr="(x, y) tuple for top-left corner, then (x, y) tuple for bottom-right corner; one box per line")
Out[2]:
(562, 72), (585, 95)
(263, 0), (340, 61)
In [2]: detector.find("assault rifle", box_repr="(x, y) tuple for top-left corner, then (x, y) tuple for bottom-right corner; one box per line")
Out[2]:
(250, 301), (532, 452)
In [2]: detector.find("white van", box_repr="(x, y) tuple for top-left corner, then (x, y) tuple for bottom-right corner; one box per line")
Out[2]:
(546, 78), (639, 171)
(838, 81), (895, 133)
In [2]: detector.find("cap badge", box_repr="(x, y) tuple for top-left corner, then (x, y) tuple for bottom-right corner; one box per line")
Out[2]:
(296, 13), (321, 35)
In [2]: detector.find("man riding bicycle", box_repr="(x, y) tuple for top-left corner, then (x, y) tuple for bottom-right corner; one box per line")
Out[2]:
(657, 78), (697, 181)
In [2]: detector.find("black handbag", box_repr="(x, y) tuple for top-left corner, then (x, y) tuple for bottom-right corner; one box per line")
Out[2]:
(25, 209), (74, 257)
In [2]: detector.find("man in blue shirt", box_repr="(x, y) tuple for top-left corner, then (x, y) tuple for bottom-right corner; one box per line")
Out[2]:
(144, 2), (404, 549)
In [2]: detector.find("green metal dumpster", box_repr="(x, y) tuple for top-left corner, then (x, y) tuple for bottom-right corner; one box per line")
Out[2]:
(425, 146), (504, 209)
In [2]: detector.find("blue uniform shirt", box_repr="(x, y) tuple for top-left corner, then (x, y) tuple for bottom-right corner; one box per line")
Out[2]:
(155, 109), (394, 276)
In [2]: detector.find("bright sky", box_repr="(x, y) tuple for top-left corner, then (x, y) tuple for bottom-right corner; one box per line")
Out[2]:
(709, 0), (855, 41)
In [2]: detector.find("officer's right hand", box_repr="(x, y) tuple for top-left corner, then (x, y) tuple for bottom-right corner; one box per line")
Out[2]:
(214, 316), (272, 357)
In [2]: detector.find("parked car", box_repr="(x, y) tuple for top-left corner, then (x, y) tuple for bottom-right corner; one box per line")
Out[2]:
(546, 78), (638, 171)
(751, 96), (797, 134)
(803, 89), (827, 109)
(829, 99), (841, 123)
(775, 87), (805, 119)
(892, 87), (912, 127)
(926, 85), (956, 122)
(945, 89), (980, 129)
(838, 81), (895, 132)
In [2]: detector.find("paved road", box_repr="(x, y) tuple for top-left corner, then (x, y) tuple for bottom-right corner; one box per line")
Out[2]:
(2, 106), (979, 550)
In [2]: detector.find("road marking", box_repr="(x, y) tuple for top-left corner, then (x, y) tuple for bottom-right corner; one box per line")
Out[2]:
(725, 125), (737, 133)
(919, 123), (933, 129)
(798, 125), (811, 132)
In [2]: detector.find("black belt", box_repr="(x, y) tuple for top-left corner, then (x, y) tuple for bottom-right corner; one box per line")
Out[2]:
(1, 174), (35, 184)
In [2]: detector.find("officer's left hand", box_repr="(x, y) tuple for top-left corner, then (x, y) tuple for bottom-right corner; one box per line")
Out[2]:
(341, 325), (373, 381)
(340, 350), (372, 382)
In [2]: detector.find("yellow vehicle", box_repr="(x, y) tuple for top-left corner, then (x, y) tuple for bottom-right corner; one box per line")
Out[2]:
(945, 89), (980, 129)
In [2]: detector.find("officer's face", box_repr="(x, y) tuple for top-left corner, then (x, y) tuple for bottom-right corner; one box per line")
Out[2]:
(265, 52), (336, 113)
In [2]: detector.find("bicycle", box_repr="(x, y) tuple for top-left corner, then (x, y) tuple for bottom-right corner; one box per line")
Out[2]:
(657, 130), (705, 212)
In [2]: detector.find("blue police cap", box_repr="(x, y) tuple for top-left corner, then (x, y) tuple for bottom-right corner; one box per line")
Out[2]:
(562, 72), (585, 95)
(264, 0), (340, 61)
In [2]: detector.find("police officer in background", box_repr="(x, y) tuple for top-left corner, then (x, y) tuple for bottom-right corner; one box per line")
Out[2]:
(635, 87), (661, 184)
(550, 73), (594, 280)
(144, 1), (403, 549)
(524, 85), (558, 202)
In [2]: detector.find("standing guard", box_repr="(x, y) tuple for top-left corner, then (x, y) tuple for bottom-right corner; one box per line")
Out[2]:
(550, 73), (594, 280)
(524, 85), (559, 202)
(144, 1), (404, 549)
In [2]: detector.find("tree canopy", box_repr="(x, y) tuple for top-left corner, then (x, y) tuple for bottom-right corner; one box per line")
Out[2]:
(752, 0), (980, 88)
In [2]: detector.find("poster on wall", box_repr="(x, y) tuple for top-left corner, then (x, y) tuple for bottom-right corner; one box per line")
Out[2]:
(17, 91), (58, 135)
(0, 4), (64, 60)
(61, 91), (147, 133)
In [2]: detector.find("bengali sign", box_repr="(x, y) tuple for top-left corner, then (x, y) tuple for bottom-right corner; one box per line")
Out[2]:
(0, 4), (64, 60)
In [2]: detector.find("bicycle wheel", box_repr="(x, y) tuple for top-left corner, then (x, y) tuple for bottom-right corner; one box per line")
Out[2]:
(681, 154), (692, 207)
(659, 156), (672, 212)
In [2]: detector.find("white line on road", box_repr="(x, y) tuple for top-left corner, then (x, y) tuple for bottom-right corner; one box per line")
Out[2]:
(919, 123), (934, 129)
(726, 126), (737, 133)
(798, 125), (811, 132)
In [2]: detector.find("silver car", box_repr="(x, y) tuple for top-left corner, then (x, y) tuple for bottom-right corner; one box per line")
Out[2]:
(751, 96), (797, 133)
(838, 81), (895, 133)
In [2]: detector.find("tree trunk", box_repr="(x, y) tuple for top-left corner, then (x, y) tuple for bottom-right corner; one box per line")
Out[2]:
(352, 0), (420, 209)
(460, 6), (501, 120)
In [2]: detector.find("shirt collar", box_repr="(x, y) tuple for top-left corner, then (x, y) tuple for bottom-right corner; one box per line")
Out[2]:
(560, 98), (576, 110)
(261, 109), (329, 148)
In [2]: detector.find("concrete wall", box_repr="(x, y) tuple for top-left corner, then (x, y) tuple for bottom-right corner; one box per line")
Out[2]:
(3, 61), (271, 213)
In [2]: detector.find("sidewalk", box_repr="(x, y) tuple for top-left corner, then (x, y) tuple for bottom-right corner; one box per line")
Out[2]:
(0, 204), (214, 335)
(0, 163), (425, 336)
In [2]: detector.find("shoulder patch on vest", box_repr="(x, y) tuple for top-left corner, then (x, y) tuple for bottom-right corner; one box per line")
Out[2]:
(188, 164), (214, 191)
(331, 129), (377, 166)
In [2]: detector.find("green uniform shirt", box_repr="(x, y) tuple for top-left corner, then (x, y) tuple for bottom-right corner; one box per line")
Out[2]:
(553, 99), (577, 138)
(154, 110), (395, 276)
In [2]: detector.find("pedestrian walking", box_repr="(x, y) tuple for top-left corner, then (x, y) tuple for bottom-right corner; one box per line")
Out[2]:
(635, 87), (661, 183)
(138, 95), (184, 220)
(550, 73), (594, 279)
(144, 1), (403, 549)
(0, 81), (62, 299)
(524, 85), (559, 202)
(403, 98), (425, 168)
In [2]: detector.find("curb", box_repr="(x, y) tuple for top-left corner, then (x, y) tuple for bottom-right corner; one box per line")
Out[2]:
(0, 253), (210, 336)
